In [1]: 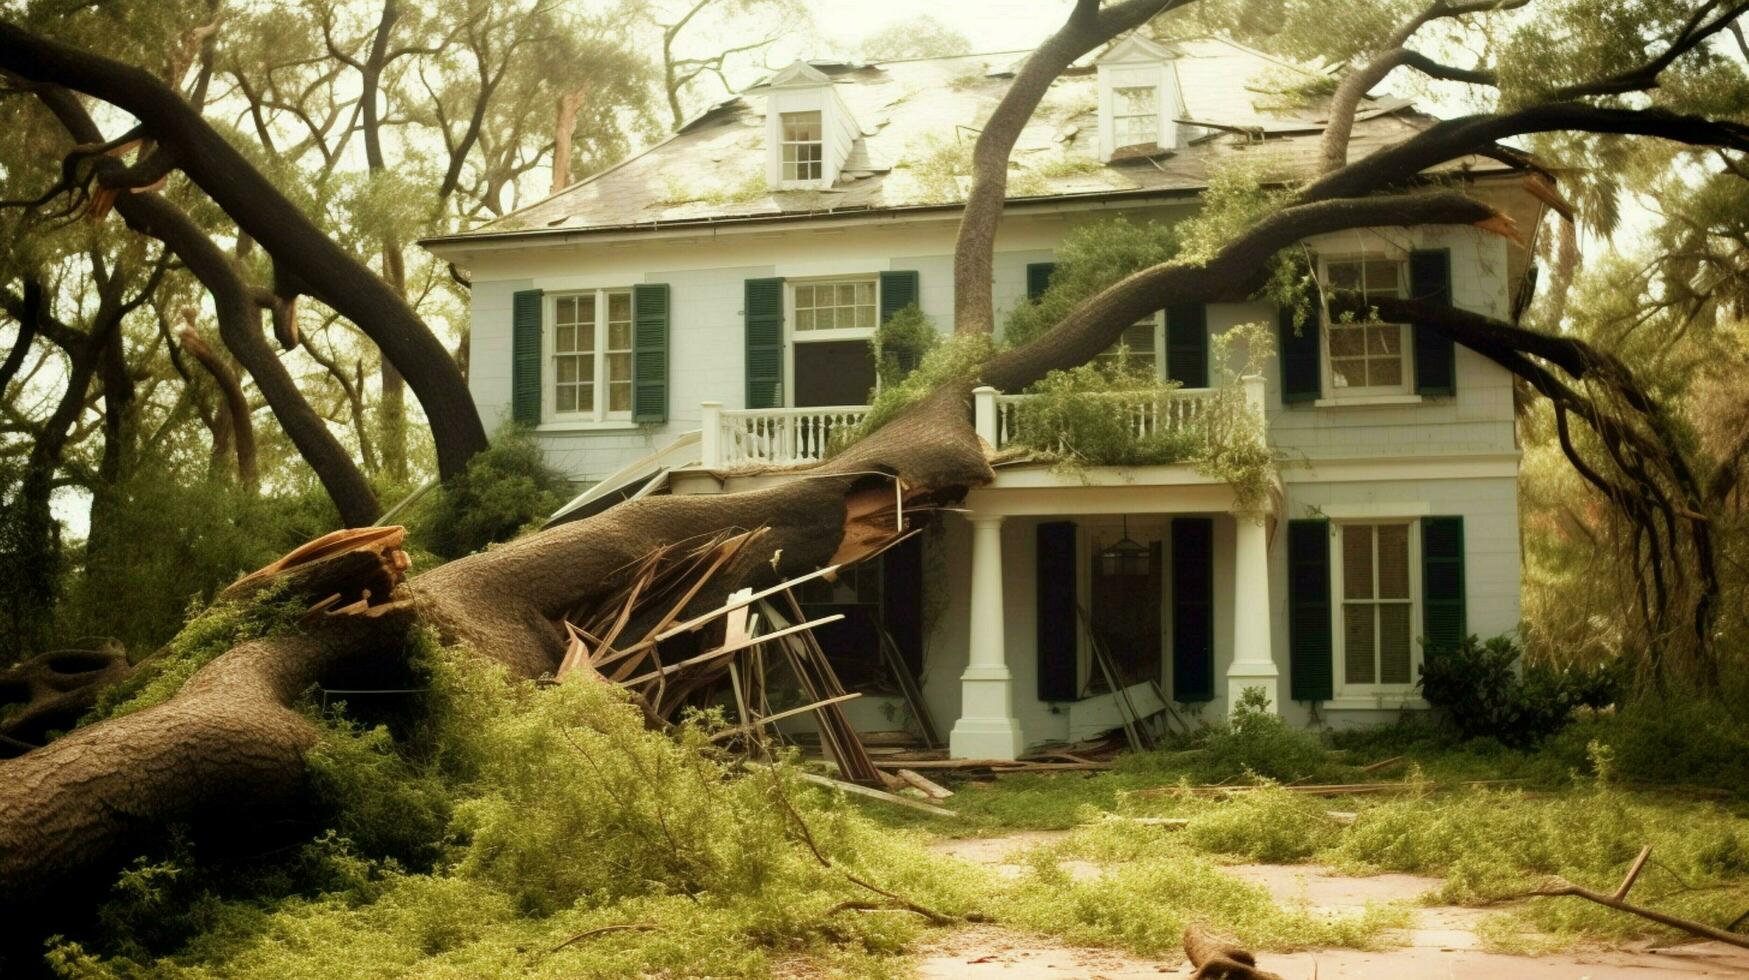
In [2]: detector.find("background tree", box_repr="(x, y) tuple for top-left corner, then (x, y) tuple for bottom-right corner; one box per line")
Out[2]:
(858, 14), (972, 61)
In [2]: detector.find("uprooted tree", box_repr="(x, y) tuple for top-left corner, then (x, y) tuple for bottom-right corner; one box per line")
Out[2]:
(2, 0), (1748, 934)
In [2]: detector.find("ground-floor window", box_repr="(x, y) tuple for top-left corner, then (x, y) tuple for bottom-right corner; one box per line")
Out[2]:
(1336, 521), (1419, 690)
(1087, 523), (1162, 691)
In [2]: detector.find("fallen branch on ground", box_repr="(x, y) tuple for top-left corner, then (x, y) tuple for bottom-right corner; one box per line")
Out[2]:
(1509, 844), (1749, 950)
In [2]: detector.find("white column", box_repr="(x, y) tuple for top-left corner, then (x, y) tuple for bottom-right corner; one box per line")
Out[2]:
(700, 402), (722, 468)
(949, 515), (1025, 759)
(1225, 509), (1280, 716)
(973, 385), (998, 448)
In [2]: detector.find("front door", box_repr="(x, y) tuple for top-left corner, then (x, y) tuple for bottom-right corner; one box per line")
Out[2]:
(1089, 531), (1163, 692)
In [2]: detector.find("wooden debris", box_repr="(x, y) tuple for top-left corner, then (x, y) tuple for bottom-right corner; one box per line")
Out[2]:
(1183, 923), (1283, 980)
(1512, 844), (1749, 951)
(1129, 777), (1526, 799)
(796, 771), (958, 818)
(1359, 755), (1407, 774)
(894, 768), (954, 799)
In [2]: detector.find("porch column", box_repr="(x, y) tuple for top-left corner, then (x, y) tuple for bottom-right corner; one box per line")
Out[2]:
(949, 515), (1025, 760)
(1225, 510), (1280, 716)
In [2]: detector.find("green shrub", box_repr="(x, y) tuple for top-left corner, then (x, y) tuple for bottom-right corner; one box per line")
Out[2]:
(1188, 687), (1337, 783)
(869, 303), (940, 387)
(1552, 686), (1749, 792)
(1419, 634), (1620, 748)
(409, 427), (569, 560)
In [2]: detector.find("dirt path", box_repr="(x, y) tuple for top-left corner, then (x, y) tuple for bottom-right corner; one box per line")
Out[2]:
(918, 832), (1749, 978)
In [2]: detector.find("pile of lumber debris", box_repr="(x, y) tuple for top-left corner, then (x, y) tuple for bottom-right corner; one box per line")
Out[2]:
(554, 525), (923, 792)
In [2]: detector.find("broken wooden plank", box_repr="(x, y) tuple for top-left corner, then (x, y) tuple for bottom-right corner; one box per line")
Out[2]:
(618, 614), (843, 687)
(705, 692), (863, 743)
(796, 770), (957, 818)
(894, 768), (954, 799)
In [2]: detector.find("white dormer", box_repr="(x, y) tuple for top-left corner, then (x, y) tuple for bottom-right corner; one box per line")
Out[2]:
(1096, 34), (1180, 162)
(762, 61), (860, 190)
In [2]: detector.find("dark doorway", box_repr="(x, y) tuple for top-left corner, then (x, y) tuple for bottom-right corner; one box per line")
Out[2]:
(1089, 535), (1163, 691)
(795, 536), (924, 693)
(794, 340), (876, 407)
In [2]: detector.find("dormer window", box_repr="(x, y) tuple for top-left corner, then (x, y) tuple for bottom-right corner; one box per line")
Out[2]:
(1096, 34), (1179, 162)
(781, 111), (824, 181)
(1112, 84), (1160, 149)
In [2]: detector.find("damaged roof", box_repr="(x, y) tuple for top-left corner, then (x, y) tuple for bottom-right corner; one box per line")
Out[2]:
(429, 37), (1507, 244)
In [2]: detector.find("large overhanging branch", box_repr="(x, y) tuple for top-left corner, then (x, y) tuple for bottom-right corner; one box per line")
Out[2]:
(982, 190), (1501, 392)
(1304, 103), (1749, 203)
(0, 20), (488, 481)
(951, 0), (1183, 336)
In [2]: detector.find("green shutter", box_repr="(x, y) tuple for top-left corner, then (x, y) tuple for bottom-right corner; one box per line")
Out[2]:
(744, 278), (783, 409)
(511, 288), (543, 425)
(1026, 262), (1056, 302)
(1411, 249), (1456, 396)
(1036, 521), (1079, 702)
(879, 270), (919, 324)
(1278, 303), (1320, 404)
(631, 284), (669, 423)
(1166, 303), (1209, 388)
(1170, 517), (1214, 702)
(1287, 518), (1333, 701)
(1421, 516), (1467, 656)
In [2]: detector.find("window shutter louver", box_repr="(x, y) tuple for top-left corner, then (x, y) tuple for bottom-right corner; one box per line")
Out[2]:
(1166, 303), (1209, 388)
(1036, 521), (1079, 702)
(1026, 262), (1056, 302)
(1410, 249), (1456, 396)
(1171, 517), (1215, 702)
(1421, 516), (1467, 656)
(878, 270), (919, 323)
(1278, 303), (1320, 403)
(511, 288), (544, 425)
(744, 278), (784, 409)
(632, 284), (669, 423)
(1287, 518), (1334, 701)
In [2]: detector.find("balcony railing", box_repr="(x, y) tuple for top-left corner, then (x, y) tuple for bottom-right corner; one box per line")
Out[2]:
(701, 403), (868, 468)
(697, 376), (1265, 469)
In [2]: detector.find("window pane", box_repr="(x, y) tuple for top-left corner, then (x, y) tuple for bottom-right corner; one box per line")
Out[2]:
(1342, 524), (1373, 600)
(1367, 325), (1400, 355)
(796, 308), (814, 331)
(608, 320), (632, 350)
(856, 282), (874, 305)
(607, 352), (632, 383)
(796, 285), (814, 308)
(578, 296), (596, 327)
(856, 305), (874, 329)
(1379, 604), (1412, 683)
(1367, 358), (1402, 387)
(556, 324), (576, 353)
(1376, 524), (1410, 599)
(1116, 114), (1157, 146)
(578, 383), (594, 409)
(607, 291), (631, 322)
(609, 382), (631, 412)
(1329, 327), (1365, 357)
(1327, 261), (1362, 291)
(836, 283), (855, 306)
(1331, 359), (1364, 389)
(1365, 262), (1401, 294)
(556, 296), (575, 322)
(556, 357), (577, 384)
(782, 111), (821, 141)
(577, 325), (595, 352)
(556, 385), (576, 412)
(1344, 605), (1376, 683)
(817, 307), (836, 330)
(1115, 85), (1157, 113)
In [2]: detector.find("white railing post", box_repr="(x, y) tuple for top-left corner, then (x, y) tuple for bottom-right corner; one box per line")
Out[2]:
(973, 385), (998, 448)
(700, 401), (722, 468)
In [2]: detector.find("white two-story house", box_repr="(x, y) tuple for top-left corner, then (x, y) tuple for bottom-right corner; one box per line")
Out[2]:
(423, 35), (1543, 760)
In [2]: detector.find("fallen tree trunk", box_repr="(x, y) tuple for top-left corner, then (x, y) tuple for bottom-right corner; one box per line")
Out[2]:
(1183, 923), (1283, 980)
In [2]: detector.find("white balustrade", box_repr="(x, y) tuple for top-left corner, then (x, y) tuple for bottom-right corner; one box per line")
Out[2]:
(992, 386), (1226, 453)
(713, 405), (870, 467)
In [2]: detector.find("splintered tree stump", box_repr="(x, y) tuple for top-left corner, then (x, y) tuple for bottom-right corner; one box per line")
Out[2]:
(1183, 924), (1284, 980)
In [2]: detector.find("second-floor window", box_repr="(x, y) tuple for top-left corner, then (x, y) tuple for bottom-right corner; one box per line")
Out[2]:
(1324, 257), (1409, 396)
(551, 289), (633, 420)
(794, 278), (875, 335)
(1338, 521), (1417, 690)
(1096, 318), (1159, 378)
(1113, 84), (1159, 149)
(781, 111), (823, 182)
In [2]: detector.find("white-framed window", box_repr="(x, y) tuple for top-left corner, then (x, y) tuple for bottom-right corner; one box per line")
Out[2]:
(1095, 313), (1163, 379)
(1322, 256), (1410, 396)
(792, 277), (876, 338)
(549, 289), (633, 421)
(1334, 521), (1420, 693)
(781, 110), (823, 182)
(1113, 84), (1160, 149)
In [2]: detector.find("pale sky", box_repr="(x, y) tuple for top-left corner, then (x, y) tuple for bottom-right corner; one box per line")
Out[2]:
(817, 0), (1077, 54)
